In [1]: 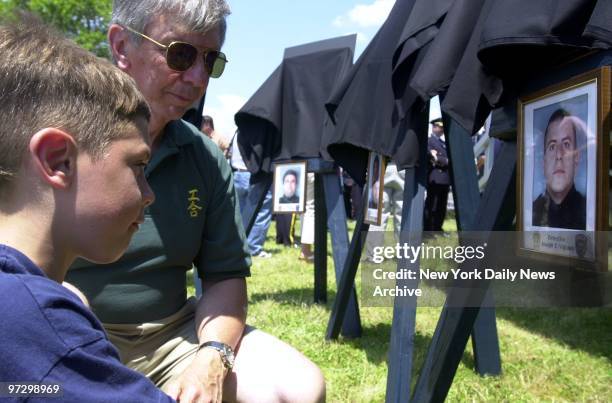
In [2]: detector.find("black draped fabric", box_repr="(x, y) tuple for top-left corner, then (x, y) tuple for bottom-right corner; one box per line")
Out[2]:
(441, 0), (612, 134)
(438, 0), (501, 135)
(235, 46), (353, 176)
(478, 0), (605, 74)
(405, 0), (484, 101)
(324, 0), (448, 184)
(585, 0), (612, 44)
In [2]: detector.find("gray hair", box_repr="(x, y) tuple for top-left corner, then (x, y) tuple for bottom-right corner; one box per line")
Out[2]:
(112, 0), (230, 46)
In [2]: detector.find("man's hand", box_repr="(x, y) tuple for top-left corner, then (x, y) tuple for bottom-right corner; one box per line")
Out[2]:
(165, 348), (227, 403)
(430, 149), (438, 163)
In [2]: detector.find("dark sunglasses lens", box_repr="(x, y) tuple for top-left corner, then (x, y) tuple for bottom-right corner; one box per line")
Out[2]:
(166, 42), (197, 71)
(206, 51), (226, 78)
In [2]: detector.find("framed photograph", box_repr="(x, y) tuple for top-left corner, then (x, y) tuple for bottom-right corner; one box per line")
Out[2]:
(517, 67), (610, 269)
(364, 152), (386, 225)
(272, 161), (307, 214)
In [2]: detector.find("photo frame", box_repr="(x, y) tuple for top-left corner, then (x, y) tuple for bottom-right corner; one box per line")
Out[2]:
(364, 152), (386, 225)
(517, 67), (610, 270)
(272, 161), (307, 214)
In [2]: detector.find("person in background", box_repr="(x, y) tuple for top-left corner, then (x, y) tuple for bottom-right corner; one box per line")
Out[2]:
(424, 118), (451, 233)
(299, 173), (315, 261)
(201, 115), (230, 155)
(275, 213), (296, 247)
(342, 169), (363, 219)
(230, 130), (273, 258)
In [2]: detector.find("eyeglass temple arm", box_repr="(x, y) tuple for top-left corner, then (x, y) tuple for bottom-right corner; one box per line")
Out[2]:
(123, 26), (168, 50)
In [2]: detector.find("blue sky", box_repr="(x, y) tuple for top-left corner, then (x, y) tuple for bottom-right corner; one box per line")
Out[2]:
(204, 0), (440, 140)
(203, 0), (392, 139)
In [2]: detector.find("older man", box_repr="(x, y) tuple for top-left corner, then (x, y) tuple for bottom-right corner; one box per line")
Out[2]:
(66, 1), (325, 402)
(532, 108), (586, 230)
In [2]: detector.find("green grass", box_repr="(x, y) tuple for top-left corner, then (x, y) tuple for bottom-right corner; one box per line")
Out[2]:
(188, 218), (612, 402)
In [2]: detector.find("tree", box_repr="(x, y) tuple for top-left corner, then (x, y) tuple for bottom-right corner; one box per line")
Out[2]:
(0, 0), (112, 58)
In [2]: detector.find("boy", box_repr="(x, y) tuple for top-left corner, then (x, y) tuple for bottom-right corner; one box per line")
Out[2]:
(0, 16), (173, 402)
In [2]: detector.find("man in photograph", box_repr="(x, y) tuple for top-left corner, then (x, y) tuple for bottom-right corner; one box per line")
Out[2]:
(279, 169), (300, 204)
(532, 108), (586, 230)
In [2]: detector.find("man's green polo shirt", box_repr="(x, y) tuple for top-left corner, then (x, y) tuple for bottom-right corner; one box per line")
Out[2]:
(67, 120), (251, 324)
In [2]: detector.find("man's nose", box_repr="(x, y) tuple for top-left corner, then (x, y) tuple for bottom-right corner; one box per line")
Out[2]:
(141, 177), (156, 207)
(555, 145), (566, 159)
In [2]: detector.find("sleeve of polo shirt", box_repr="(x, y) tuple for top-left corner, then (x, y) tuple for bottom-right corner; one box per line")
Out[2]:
(194, 136), (251, 280)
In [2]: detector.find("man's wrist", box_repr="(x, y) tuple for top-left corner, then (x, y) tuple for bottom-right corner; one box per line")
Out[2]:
(195, 347), (225, 367)
(196, 341), (235, 371)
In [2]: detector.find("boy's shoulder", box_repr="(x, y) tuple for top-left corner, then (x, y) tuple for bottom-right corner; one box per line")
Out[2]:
(0, 246), (108, 380)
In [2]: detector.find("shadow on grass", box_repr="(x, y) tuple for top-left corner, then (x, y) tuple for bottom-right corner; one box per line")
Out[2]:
(250, 287), (337, 308)
(341, 323), (436, 366)
(264, 244), (336, 257)
(342, 323), (476, 373)
(496, 307), (612, 361)
(249, 287), (478, 371)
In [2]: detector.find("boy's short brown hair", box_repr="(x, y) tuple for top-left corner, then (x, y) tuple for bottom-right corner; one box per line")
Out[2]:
(0, 14), (150, 194)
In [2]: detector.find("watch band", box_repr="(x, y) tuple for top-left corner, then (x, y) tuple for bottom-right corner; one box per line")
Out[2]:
(197, 341), (235, 370)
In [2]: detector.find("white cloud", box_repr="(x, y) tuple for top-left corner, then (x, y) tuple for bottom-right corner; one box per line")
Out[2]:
(333, 16), (346, 28)
(202, 94), (247, 142)
(334, 0), (394, 29)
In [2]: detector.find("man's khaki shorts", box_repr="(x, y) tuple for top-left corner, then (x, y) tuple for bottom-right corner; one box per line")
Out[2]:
(103, 297), (200, 390)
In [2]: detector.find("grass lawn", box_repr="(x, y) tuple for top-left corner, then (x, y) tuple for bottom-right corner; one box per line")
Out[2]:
(188, 217), (611, 402)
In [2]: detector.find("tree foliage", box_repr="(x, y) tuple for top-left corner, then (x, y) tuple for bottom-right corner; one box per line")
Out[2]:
(0, 0), (112, 58)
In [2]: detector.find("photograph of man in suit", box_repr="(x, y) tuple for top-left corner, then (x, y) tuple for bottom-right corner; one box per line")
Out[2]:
(279, 169), (300, 204)
(532, 108), (586, 230)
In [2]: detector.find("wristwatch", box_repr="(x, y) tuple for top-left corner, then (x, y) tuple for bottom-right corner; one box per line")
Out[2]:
(197, 341), (235, 370)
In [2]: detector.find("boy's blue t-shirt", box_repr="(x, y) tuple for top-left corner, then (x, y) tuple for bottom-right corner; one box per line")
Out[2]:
(0, 244), (174, 402)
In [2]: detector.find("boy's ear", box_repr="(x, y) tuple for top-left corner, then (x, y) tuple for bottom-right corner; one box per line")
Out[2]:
(108, 24), (131, 71)
(29, 128), (78, 189)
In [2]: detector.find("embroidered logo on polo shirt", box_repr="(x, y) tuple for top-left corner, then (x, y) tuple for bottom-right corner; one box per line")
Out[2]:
(188, 189), (203, 217)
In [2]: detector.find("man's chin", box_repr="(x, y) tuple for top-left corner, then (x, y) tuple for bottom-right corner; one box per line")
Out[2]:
(156, 106), (190, 123)
(547, 184), (571, 201)
(550, 179), (571, 194)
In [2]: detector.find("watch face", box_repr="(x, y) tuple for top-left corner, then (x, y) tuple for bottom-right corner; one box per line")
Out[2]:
(226, 349), (235, 365)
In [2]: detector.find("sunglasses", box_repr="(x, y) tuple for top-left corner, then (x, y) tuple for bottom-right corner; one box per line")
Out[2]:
(124, 26), (227, 79)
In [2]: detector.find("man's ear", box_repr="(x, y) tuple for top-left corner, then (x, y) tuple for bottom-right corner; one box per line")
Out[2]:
(29, 128), (78, 189)
(108, 23), (131, 71)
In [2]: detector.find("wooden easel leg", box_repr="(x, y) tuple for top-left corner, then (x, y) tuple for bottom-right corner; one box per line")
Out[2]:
(321, 172), (362, 337)
(444, 115), (501, 376)
(326, 185), (370, 340)
(411, 141), (517, 403)
(314, 173), (328, 304)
